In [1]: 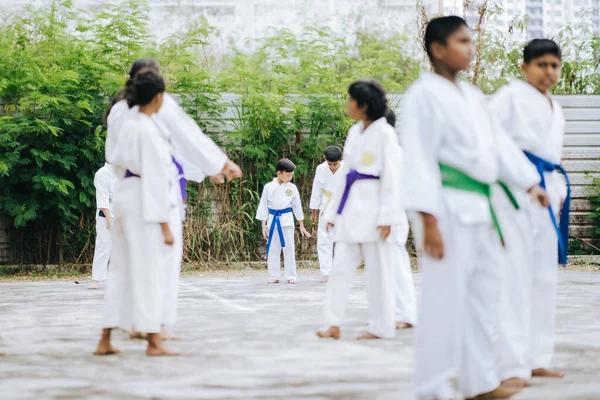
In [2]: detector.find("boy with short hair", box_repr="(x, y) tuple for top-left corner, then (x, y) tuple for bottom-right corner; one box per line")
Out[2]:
(256, 158), (310, 284)
(400, 16), (549, 399)
(309, 146), (344, 283)
(491, 39), (568, 386)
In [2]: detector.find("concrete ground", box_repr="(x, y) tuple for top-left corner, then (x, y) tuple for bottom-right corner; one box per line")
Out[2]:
(0, 270), (598, 400)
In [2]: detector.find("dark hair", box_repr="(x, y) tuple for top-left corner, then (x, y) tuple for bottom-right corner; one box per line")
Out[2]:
(276, 158), (296, 173)
(348, 79), (388, 121)
(424, 16), (468, 61)
(384, 107), (396, 127)
(523, 39), (562, 63)
(324, 145), (342, 162)
(103, 58), (160, 126)
(125, 69), (165, 109)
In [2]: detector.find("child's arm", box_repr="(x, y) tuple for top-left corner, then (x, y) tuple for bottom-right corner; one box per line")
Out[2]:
(94, 169), (112, 229)
(308, 167), (322, 225)
(292, 186), (311, 238)
(160, 222), (174, 246)
(256, 185), (269, 240)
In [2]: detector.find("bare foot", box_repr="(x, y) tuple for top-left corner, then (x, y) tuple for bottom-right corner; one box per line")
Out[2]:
(146, 346), (181, 356)
(94, 342), (121, 356)
(161, 333), (182, 341)
(395, 322), (413, 330)
(129, 331), (148, 340)
(288, 279), (297, 284)
(268, 279), (280, 284)
(467, 383), (522, 399)
(88, 281), (99, 290)
(502, 377), (531, 388)
(316, 326), (341, 340)
(357, 332), (381, 340)
(532, 368), (564, 378)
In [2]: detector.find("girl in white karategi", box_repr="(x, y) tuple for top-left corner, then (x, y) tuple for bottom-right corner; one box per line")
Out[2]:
(95, 69), (178, 357)
(309, 146), (343, 283)
(316, 79), (403, 341)
(400, 17), (550, 400)
(89, 162), (116, 290)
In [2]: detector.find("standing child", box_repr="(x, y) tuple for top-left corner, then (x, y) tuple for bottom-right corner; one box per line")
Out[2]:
(89, 162), (116, 290)
(309, 146), (343, 283)
(490, 39), (568, 386)
(399, 16), (549, 399)
(256, 159), (310, 284)
(384, 108), (417, 330)
(316, 79), (402, 341)
(95, 69), (178, 357)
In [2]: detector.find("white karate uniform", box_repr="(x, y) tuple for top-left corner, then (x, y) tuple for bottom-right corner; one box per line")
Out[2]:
(105, 96), (228, 330)
(256, 179), (304, 280)
(321, 117), (403, 339)
(490, 80), (567, 378)
(400, 73), (539, 399)
(390, 145), (417, 327)
(91, 163), (116, 282)
(152, 94), (228, 327)
(103, 110), (175, 334)
(309, 161), (344, 276)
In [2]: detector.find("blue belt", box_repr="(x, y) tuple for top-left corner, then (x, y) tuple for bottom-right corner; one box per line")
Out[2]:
(524, 151), (571, 265)
(336, 169), (380, 215)
(266, 208), (293, 256)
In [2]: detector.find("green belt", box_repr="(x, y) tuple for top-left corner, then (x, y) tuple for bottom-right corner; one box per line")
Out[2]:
(439, 163), (519, 246)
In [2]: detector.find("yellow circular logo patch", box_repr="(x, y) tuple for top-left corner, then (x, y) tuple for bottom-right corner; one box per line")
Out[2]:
(285, 189), (293, 196)
(360, 152), (375, 166)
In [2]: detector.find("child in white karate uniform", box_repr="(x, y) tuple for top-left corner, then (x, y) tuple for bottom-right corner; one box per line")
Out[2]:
(256, 159), (310, 284)
(309, 146), (343, 283)
(316, 79), (403, 341)
(89, 162), (116, 290)
(95, 69), (178, 357)
(491, 39), (568, 387)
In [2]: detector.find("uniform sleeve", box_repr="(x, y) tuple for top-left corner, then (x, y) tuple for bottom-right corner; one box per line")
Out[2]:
(291, 185), (304, 221)
(489, 92), (540, 191)
(155, 94), (227, 180)
(140, 129), (171, 223)
(399, 87), (444, 218)
(255, 185), (269, 221)
(94, 169), (111, 210)
(309, 166), (322, 210)
(376, 130), (403, 226)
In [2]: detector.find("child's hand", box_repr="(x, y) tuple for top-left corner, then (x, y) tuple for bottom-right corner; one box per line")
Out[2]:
(163, 229), (175, 246)
(222, 159), (242, 180)
(528, 185), (550, 208)
(421, 214), (444, 259)
(209, 174), (225, 184)
(377, 225), (391, 240)
(311, 210), (318, 225)
(262, 225), (269, 240)
(326, 222), (335, 233)
(300, 226), (312, 238)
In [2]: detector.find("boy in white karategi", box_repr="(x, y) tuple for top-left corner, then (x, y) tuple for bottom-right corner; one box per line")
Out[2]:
(309, 146), (343, 283)
(491, 39), (569, 387)
(316, 79), (402, 341)
(400, 16), (550, 399)
(89, 162), (116, 290)
(256, 158), (310, 284)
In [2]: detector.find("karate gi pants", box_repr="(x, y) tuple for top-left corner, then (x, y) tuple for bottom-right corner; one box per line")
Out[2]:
(267, 226), (297, 280)
(414, 211), (502, 400)
(391, 243), (417, 326)
(102, 215), (166, 334)
(323, 241), (395, 339)
(161, 204), (184, 328)
(317, 216), (333, 276)
(91, 217), (110, 282)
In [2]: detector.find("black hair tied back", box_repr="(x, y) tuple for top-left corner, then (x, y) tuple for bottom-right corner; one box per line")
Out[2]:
(125, 68), (165, 109)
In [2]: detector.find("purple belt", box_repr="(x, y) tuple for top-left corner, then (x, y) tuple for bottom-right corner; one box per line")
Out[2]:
(336, 169), (379, 215)
(124, 156), (187, 201)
